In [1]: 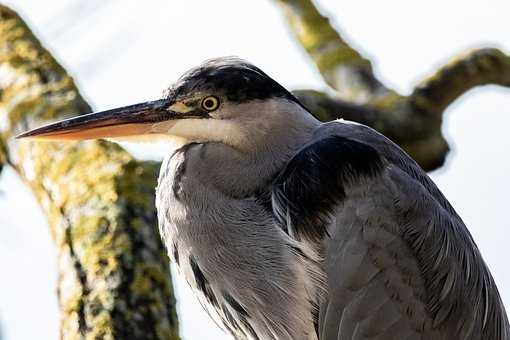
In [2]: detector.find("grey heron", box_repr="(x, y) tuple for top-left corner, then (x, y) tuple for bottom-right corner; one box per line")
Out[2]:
(18, 57), (509, 340)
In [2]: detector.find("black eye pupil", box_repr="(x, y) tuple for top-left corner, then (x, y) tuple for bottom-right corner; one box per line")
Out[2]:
(203, 97), (217, 110)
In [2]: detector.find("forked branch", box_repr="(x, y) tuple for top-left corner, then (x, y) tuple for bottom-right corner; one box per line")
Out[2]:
(275, 0), (510, 171)
(275, 0), (390, 102)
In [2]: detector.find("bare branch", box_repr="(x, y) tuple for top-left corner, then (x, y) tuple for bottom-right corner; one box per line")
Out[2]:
(0, 6), (179, 339)
(275, 2), (510, 172)
(410, 48), (510, 114)
(294, 89), (449, 171)
(275, 0), (390, 102)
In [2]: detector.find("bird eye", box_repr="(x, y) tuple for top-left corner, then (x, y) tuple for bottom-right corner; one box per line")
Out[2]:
(201, 96), (220, 111)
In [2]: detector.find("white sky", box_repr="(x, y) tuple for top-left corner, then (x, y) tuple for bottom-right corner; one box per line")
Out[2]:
(0, 1), (509, 339)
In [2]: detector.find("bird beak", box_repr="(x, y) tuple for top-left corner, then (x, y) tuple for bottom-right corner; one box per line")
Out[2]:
(16, 98), (177, 141)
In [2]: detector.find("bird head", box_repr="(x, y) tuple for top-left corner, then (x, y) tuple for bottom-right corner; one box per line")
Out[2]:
(17, 57), (315, 151)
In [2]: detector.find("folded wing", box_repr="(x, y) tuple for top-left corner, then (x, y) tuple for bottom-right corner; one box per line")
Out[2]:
(272, 121), (509, 340)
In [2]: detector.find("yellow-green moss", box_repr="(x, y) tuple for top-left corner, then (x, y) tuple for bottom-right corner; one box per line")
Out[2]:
(0, 5), (179, 339)
(276, 0), (387, 102)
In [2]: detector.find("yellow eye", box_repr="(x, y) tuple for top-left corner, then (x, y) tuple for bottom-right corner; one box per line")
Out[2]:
(201, 96), (220, 111)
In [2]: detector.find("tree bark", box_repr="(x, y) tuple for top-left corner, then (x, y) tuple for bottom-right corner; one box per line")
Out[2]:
(0, 6), (178, 340)
(1, 1), (509, 339)
(275, 0), (510, 171)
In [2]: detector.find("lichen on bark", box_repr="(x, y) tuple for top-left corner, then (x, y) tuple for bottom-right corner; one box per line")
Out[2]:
(0, 5), (178, 340)
(275, 0), (510, 171)
(1, 1), (509, 338)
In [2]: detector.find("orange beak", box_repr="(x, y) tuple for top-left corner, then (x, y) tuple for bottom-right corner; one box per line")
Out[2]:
(16, 98), (176, 141)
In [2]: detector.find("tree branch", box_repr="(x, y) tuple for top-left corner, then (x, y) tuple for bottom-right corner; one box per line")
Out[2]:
(0, 6), (179, 339)
(275, 0), (390, 102)
(294, 89), (449, 171)
(410, 48), (510, 114)
(275, 1), (510, 172)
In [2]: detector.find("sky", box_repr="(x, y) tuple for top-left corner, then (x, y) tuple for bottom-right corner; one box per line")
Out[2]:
(0, 0), (509, 339)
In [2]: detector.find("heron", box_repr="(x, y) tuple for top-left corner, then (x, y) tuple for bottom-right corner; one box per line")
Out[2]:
(18, 57), (509, 340)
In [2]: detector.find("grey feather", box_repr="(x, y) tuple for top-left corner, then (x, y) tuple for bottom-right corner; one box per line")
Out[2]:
(273, 121), (510, 339)
(24, 57), (508, 340)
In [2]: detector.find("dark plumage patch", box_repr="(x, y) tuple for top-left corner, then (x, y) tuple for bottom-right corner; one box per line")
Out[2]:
(167, 57), (305, 107)
(189, 255), (219, 309)
(172, 243), (179, 266)
(189, 255), (207, 292)
(271, 135), (385, 242)
(223, 291), (249, 317)
(171, 155), (187, 200)
(221, 303), (241, 331)
(289, 244), (307, 259)
(171, 143), (200, 200)
(222, 292), (259, 339)
(239, 316), (259, 340)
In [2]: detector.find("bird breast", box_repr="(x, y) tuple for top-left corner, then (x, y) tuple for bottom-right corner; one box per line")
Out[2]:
(155, 143), (324, 340)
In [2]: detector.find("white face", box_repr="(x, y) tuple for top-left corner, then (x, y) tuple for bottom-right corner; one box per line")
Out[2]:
(149, 95), (316, 151)
(17, 58), (319, 148)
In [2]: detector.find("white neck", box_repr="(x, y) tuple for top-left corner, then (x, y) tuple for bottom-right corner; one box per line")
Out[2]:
(205, 107), (318, 196)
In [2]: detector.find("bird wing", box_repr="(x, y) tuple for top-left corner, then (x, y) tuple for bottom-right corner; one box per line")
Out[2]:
(271, 121), (509, 340)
